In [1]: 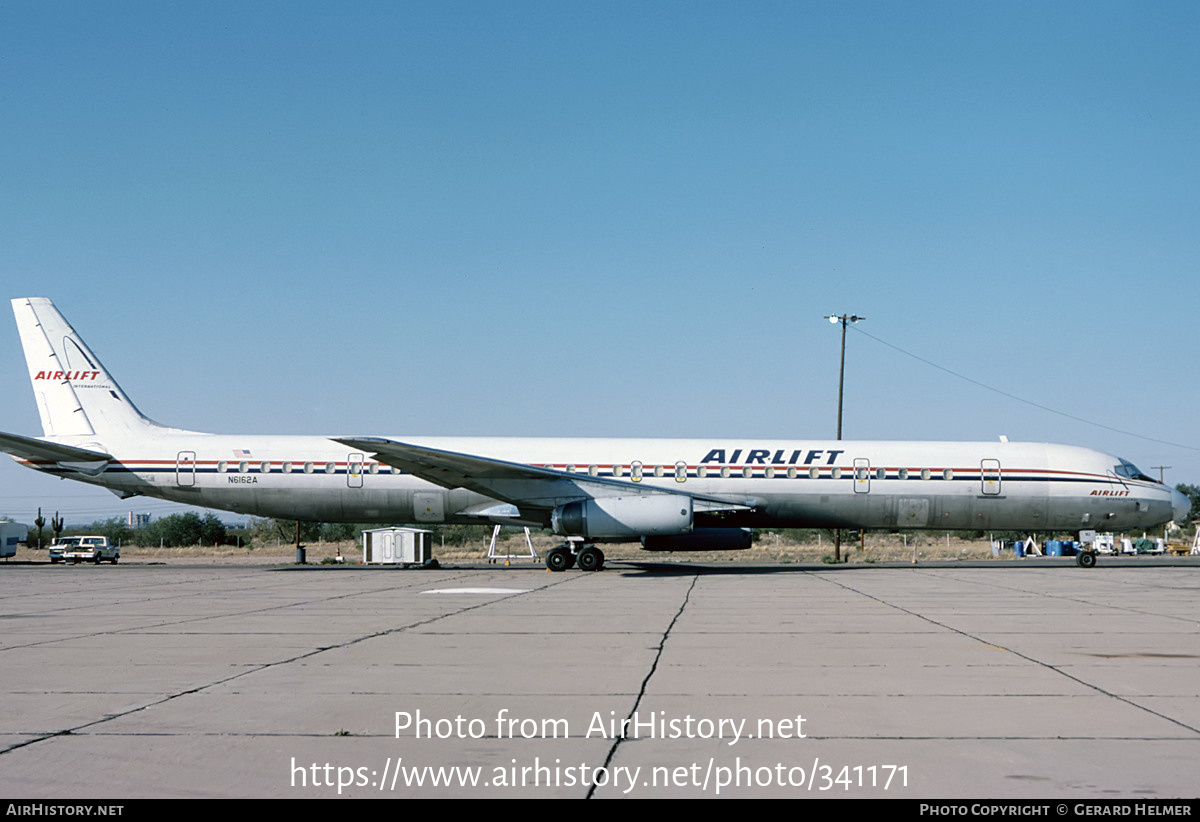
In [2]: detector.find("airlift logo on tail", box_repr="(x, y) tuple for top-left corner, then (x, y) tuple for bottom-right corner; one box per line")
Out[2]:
(33, 370), (102, 381)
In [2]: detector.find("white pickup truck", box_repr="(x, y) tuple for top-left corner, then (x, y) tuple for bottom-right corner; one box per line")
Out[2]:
(52, 536), (120, 564)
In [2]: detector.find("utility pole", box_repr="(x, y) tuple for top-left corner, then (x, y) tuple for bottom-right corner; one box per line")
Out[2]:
(824, 314), (864, 562)
(1152, 466), (1173, 542)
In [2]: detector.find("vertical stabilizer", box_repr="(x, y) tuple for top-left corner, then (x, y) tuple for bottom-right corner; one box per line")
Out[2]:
(12, 298), (159, 439)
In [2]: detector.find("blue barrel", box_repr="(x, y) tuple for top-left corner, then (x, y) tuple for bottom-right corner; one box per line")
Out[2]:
(1014, 540), (1025, 557)
(1047, 540), (1063, 556)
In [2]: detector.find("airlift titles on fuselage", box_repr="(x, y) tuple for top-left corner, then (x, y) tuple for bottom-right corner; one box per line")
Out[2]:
(2, 297), (1189, 572)
(700, 449), (844, 466)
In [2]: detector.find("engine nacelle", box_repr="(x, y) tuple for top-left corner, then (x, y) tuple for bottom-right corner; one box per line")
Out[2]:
(552, 496), (693, 539)
(642, 528), (753, 552)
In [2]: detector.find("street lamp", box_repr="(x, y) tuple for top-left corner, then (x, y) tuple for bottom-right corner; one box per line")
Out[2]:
(823, 313), (864, 562)
(824, 314), (864, 440)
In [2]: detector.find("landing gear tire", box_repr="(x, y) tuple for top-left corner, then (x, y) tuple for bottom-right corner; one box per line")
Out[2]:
(546, 547), (571, 573)
(1077, 550), (1097, 568)
(577, 546), (605, 572)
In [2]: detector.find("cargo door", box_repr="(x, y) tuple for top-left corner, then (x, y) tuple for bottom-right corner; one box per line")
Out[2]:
(413, 492), (445, 522)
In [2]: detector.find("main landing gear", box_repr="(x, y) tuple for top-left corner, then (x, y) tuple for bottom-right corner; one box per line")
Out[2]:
(545, 544), (605, 572)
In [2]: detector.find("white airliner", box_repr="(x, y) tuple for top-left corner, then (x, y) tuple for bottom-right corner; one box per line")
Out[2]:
(2, 298), (1187, 570)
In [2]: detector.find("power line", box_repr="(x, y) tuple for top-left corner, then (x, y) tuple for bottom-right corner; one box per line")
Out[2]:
(849, 325), (1198, 453)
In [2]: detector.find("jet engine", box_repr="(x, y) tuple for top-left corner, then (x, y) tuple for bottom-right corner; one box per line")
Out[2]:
(552, 495), (692, 539)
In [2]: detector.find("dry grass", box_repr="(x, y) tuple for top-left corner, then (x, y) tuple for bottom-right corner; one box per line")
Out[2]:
(11, 531), (1001, 565)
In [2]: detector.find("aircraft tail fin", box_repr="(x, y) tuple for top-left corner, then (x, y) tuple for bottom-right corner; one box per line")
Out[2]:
(12, 297), (162, 440)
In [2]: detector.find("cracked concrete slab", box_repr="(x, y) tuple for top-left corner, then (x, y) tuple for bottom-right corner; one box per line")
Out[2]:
(0, 562), (1197, 798)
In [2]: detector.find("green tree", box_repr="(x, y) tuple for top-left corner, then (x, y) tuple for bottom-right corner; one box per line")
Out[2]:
(136, 512), (220, 547)
(90, 517), (132, 546)
(251, 518), (321, 544)
(199, 513), (226, 545)
(1175, 483), (1200, 523)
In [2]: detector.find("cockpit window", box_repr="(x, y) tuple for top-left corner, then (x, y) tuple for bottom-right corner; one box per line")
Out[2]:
(1114, 459), (1155, 483)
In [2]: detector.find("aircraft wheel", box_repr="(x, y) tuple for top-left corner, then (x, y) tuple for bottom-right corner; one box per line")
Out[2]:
(1077, 551), (1096, 569)
(577, 546), (605, 572)
(546, 547), (570, 572)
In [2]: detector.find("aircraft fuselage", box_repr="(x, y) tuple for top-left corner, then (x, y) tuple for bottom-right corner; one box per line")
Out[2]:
(17, 432), (1180, 535)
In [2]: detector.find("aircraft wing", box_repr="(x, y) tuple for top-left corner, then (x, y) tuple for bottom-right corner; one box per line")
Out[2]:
(334, 437), (752, 517)
(0, 431), (112, 475)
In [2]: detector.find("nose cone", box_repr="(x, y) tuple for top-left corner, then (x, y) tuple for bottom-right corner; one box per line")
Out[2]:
(1172, 487), (1191, 522)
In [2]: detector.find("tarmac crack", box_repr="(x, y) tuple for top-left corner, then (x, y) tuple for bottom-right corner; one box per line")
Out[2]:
(902, 566), (1200, 627)
(0, 573), (581, 758)
(585, 572), (699, 799)
(813, 572), (1200, 737)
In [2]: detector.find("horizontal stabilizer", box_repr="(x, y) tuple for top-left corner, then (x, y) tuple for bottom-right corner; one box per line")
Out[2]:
(0, 431), (113, 464)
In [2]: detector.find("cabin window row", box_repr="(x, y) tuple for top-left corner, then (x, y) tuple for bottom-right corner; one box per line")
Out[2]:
(549, 464), (958, 481)
(214, 461), (391, 474)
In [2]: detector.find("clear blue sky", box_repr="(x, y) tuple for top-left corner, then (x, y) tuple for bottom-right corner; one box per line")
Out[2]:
(2, 1), (1197, 524)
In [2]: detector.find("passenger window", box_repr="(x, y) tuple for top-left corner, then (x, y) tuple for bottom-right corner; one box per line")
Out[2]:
(943, 468), (953, 480)
(304, 462), (314, 474)
(282, 462), (292, 473)
(921, 468), (931, 480)
(898, 468), (908, 480)
(675, 462), (687, 482)
(217, 461), (228, 473)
